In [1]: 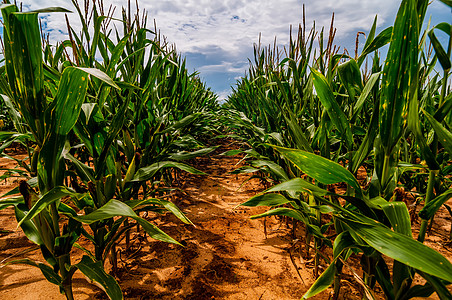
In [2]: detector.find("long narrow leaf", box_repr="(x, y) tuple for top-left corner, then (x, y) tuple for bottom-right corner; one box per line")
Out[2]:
(76, 255), (123, 300)
(419, 189), (452, 220)
(17, 186), (81, 227)
(311, 68), (353, 149)
(341, 214), (452, 283)
(272, 146), (362, 198)
(132, 161), (205, 182)
(73, 199), (180, 245)
(424, 110), (452, 155)
(379, 0), (419, 154)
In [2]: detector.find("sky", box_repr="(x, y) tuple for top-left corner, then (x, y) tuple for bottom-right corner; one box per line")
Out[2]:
(14, 0), (452, 100)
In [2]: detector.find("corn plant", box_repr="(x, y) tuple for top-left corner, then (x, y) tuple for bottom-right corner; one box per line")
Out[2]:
(225, 10), (384, 277)
(0, 0), (219, 299)
(230, 0), (452, 298)
(0, 3), (123, 298)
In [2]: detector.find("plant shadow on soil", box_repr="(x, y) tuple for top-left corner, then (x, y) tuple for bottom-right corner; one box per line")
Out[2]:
(1, 140), (451, 299)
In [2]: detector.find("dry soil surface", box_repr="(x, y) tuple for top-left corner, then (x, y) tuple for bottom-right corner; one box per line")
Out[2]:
(1, 141), (451, 299)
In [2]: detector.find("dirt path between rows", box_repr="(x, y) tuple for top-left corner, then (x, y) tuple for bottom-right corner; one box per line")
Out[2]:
(0, 140), (331, 300)
(2, 140), (450, 299)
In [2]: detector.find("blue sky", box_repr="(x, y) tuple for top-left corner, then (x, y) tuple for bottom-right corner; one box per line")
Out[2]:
(18, 1), (452, 100)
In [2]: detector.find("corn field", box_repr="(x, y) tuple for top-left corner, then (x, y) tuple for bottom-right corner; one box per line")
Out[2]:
(0, 0), (451, 299)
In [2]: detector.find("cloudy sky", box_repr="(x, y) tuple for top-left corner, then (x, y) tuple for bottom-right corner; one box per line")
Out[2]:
(19, 0), (452, 99)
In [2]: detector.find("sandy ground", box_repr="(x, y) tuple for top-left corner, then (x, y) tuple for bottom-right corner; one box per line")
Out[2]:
(0, 140), (451, 299)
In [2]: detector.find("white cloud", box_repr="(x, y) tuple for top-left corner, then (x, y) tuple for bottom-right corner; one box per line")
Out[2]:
(23, 0), (398, 56)
(216, 89), (231, 102)
(197, 61), (248, 74)
(7, 0), (449, 96)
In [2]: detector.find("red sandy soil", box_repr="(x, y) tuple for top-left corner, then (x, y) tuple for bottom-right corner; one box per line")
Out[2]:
(0, 140), (451, 299)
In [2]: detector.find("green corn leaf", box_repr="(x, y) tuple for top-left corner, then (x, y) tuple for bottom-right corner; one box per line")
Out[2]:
(124, 198), (160, 209)
(123, 154), (137, 187)
(358, 26), (393, 66)
(337, 59), (363, 102)
(416, 272), (452, 300)
(76, 255), (123, 300)
(0, 257), (55, 279)
(251, 207), (328, 244)
(38, 67), (93, 190)
(230, 166), (259, 174)
(88, 16), (108, 64)
(0, 258), (39, 268)
(288, 58), (307, 100)
(435, 22), (451, 35)
(417, 0), (429, 25)
(17, 186), (81, 227)
(250, 160), (290, 182)
(38, 263), (62, 287)
(73, 199), (180, 245)
(0, 259), (59, 280)
(373, 260), (394, 299)
(76, 67), (120, 90)
(58, 202), (78, 217)
(72, 199), (136, 224)
(303, 231), (356, 299)
(332, 231), (356, 259)
(106, 32), (133, 77)
(419, 189), (452, 220)
(264, 178), (330, 197)
(159, 200), (193, 225)
(1, 177), (37, 198)
(0, 4), (18, 71)
(341, 214), (452, 283)
(132, 161), (206, 182)
(363, 16), (378, 51)
(379, 0), (419, 154)
(160, 113), (201, 134)
(351, 72), (380, 123)
(104, 174), (117, 201)
(311, 68), (353, 149)
(52, 41), (71, 67)
(114, 45), (150, 75)
(434, 93), (452, 121)
(303, 262), (336, 299)
(351, 99), (379, 174)
(407, 95), (440, 171)
(14, 204), (44, 245)
(134, 217), (181, 245)
(0, 196), (23, 210)
(0, 3), (16, 10)
(240, 193), (291, 207)
(424, 110), (452, 155)
(0, 131), (32, 148)
(95, 97), (130, 178)
(50, 67), (89, 135)
(401, 284), (436, 299)
(93, 132), (106, 156)
(380, 201), (412, 237)
(0, 94), (24, 132)
(168, 146), (218, 161)
(282, 108), (313, 152)
(272, 146), (362, 198)
(63, 152), (95, 183)
(4, 10), (44, 135)
(220, 149), (243, 156)
(250, 207), (307, 222)
(10, 11), (43, 98)
(122, 129), (135, 163)
(428, 26), (451, 71)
